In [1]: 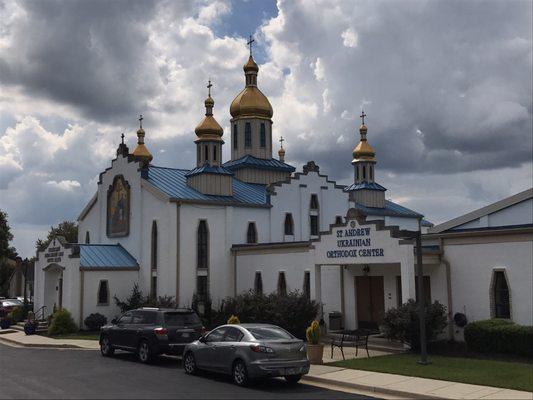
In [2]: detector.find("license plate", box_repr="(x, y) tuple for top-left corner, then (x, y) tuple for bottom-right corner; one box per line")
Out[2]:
(286, 368), (297, 375)
(181, 332), (190, 338)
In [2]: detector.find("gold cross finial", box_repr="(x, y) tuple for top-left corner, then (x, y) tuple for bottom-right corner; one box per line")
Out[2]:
(360, 110), (366, 125)
(121, 133), (125, 144)
(207, 79), (212, 97)
(279, 136), (284, 148)
(139, 114), (143, 129)
(247, 34), (255, 57)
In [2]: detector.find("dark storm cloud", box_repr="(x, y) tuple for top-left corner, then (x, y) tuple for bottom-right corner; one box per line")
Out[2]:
(0, 0), (171, 121)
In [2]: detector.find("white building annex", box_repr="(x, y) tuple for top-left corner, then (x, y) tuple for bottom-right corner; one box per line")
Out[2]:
(33, 50), (533, 336)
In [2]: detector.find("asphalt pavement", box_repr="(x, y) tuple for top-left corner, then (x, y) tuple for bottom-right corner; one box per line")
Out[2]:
(0, 343), (377, 399)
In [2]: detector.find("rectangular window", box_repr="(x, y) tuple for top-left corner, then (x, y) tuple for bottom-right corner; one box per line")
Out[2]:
(98, 280), (109, 305)
(254, 271), (263, 295)
(260, 123), (266, 147)
(284, 213), (294, 235)
(396, 276), (402, 307)
(277, 272), (287, 296)
(245, 122), (252, 148)
(197, 221), (208, 269)
(213, 145), (217, 161)
(310, 215), (319, 236)
(494, 271), (510, 318)
(303, 271), (311, 300)
(233, 124), (238, 149)
(310, 194), (319, 210)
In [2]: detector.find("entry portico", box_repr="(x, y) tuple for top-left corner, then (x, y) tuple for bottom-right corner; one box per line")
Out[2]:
(312, 213), (416, 330)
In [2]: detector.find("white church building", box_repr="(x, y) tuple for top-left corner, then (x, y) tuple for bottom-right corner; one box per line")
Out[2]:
(34, 51), (533, 336)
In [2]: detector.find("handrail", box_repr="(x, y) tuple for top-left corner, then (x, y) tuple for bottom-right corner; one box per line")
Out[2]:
(34, 305), (47, 321)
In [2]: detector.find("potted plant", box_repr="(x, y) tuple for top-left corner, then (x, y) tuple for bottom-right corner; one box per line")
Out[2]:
(0, 308), (11, 330)
(306, 320), (323, 364)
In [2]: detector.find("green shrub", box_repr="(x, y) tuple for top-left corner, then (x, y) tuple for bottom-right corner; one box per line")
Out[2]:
(48, 309), (77, 335)
(381, 299), (447, 350)
(84, 313), (107, 331)
(464, 319), (533, 357)
(114, 284), (177, 313)
(211, 290), (319, 339)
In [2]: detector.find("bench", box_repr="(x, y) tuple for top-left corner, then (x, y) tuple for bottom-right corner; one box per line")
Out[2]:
(330, 329), (371, 359)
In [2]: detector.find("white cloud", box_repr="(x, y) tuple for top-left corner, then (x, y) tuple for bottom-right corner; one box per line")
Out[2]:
(341, 28), (358, 48)
(46, 180), (81, 191)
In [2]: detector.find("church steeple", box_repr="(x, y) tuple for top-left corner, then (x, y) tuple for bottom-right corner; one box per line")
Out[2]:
(131, 115), (153, 168)
(194, 80), (224, 167)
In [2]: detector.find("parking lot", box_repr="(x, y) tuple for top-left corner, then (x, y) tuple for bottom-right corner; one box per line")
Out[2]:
(0, 343), (376, 399)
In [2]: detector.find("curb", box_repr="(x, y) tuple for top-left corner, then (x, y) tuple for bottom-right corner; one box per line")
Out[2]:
(0, 336), (97, 350)
(302, 373), (444, 399)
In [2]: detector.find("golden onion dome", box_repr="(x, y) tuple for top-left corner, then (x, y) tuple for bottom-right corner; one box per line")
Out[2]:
(132, 127), (153, 165)
(230, 87), (273, 119)
(243, 55), (259, 72)
(195, 95), (223, 141)
(278, 147), (286, 156)
(352, 123), (376, 162)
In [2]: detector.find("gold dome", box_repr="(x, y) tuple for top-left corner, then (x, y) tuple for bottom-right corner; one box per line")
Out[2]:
(278, 147), (285, 156)
(352, 123), (375, 162)
(230, 86), (273, 119)
(244, 55), (259, 72)
(195, 95), (223, 141)
(132, 127), (153, 165)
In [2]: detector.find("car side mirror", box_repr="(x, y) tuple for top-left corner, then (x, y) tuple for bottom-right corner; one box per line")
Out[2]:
(111, 318), (117, 324)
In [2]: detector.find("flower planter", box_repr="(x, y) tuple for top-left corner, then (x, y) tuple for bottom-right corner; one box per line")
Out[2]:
(0, 318), (11, 330)
(307, 343), (324, 364)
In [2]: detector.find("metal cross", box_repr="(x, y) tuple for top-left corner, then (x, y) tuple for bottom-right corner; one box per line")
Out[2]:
(139, 114), (143, 128)
(247, 34), (255, 56)
(207, 79), (212, 97)
(121, 133), (125, 145)
(279, 136), (284, 148)
(360, 110), (366, 125)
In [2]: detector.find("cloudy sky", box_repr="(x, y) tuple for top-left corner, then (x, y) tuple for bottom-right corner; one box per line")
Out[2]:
(0, 0), (531, 257)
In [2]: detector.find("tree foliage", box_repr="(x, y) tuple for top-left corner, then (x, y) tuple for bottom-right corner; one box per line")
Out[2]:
(0, 210), (17, 297)
(114, 283), (177, 313)
(36, 221), (78, 251)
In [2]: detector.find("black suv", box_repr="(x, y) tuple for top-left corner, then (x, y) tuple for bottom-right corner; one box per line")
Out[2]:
(99, 308), (204, 363)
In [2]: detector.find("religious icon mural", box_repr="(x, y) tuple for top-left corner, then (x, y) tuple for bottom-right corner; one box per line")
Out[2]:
(107, 175), (130, 237)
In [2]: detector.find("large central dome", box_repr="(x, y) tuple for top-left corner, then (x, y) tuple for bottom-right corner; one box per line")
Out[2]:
(230, 55), (273, 119)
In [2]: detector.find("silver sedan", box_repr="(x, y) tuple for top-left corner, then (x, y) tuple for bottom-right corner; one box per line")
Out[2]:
(183, 323), (310, 386)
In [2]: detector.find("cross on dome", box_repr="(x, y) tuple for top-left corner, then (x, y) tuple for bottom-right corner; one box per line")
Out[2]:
(247, 34), (255, 57)
(360, 110), (366, 125)
(121, 133), (125, 144)
(279, 136), (285, 148)
(207, 79), (212, 97)
(139, 114), (143, 129)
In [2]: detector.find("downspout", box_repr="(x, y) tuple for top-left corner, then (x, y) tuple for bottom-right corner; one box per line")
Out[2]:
(79, 269), (84, 328)
(439, 237), (454, 340)
(176, 203), (181, 306)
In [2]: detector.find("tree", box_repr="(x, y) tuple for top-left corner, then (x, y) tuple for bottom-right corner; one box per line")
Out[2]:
(36, 221), (78, 251)
(0, 210), (18, 297)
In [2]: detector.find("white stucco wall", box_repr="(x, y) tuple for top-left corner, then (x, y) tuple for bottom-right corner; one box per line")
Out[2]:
(444, 239), (533, 326)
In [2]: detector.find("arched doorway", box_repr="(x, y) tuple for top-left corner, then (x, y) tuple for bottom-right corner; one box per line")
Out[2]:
(43, 263), (64, 313)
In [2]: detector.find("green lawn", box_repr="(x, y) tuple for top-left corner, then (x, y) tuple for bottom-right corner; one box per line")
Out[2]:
(48, 332), (100, 341)
(329, 353), (533, 392)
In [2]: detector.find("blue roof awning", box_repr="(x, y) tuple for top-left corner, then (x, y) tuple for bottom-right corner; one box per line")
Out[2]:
(185, 164), (234, 178)
(223, 155), (295, 173)
(353, 200), (423, 219)
(79, 244), (138, 270)
(344, 181), (387, 192)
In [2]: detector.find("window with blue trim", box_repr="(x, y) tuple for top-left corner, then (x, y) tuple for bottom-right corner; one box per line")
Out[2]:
(245, 123), (252, 148)
(260, 123), (266, 147)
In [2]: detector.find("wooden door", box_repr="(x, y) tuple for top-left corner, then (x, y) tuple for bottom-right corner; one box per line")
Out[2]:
(356, 276), (384, 330)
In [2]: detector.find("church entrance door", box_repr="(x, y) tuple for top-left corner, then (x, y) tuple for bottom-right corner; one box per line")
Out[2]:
(355, 276), (384, 330)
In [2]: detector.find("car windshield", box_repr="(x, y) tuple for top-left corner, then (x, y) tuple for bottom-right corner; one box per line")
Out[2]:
(164, 312), (201, 326)
(247, 326), (294, 340)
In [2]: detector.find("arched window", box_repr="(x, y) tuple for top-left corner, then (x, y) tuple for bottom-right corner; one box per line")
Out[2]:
(97, 280), (109, 305)
(284, 213), (294, 235)
(204, 145), (208, 162)
(85, 231), (90, 244)
(197, 221), (208, 269)
(197, 275), (208, 300)
(335, 216), (343, 225)
(362, 165), (366, 180)
(260, 123), (266, 147)
(303, 271), (311, 300)
(310, 194), (319, 210)
(492, 270), (510, 318)
(247, 222), (257, 244)
(254, 271), (263, 295)
(151, 221), (157, 270)
(245, 122), (252, 148)
(277, 272), (287, 296)
(233, 124), (238, 149)
(370, 166), (373, 181)
(355, 166), (359, 181)
(213, 146), (217, 161)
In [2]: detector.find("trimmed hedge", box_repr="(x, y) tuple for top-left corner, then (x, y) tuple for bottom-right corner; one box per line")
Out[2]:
(48, 309), (77, 336)
(464, 319), (533, 357)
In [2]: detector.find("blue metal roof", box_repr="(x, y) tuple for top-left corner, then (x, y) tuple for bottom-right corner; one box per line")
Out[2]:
(144, 166), (268, 206)
(353, 200), (423, 219)
(344, 181), (387, 192)
(79, 244), (138, 269)
(185, 164), (234, 178)
(223, 155), (295, 173)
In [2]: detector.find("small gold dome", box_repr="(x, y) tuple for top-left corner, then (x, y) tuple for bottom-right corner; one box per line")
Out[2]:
(230, 86), (273, 119)
(132, 143), (153, 163)
(359, 124), (367, 132)
(278, 147), (285, 156)
(352, 140), (375, 162)
(195, 95), (223, 140)
(244, 55), (259, 72)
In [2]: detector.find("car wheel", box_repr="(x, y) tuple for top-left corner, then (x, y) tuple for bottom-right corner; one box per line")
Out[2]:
(100, 336), (115, 357)
(137, 340), (153, 364)
(285, 374), (302, 384)
(232, 360), (249, 386)
(183, 352), (198, 375)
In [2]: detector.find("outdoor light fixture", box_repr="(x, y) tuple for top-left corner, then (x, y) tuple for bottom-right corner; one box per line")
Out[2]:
(362, 265), (370, 275)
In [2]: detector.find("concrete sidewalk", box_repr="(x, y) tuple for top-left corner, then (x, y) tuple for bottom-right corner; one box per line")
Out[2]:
(0, 329), (99, 349)
(302, 364), (533, 400)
